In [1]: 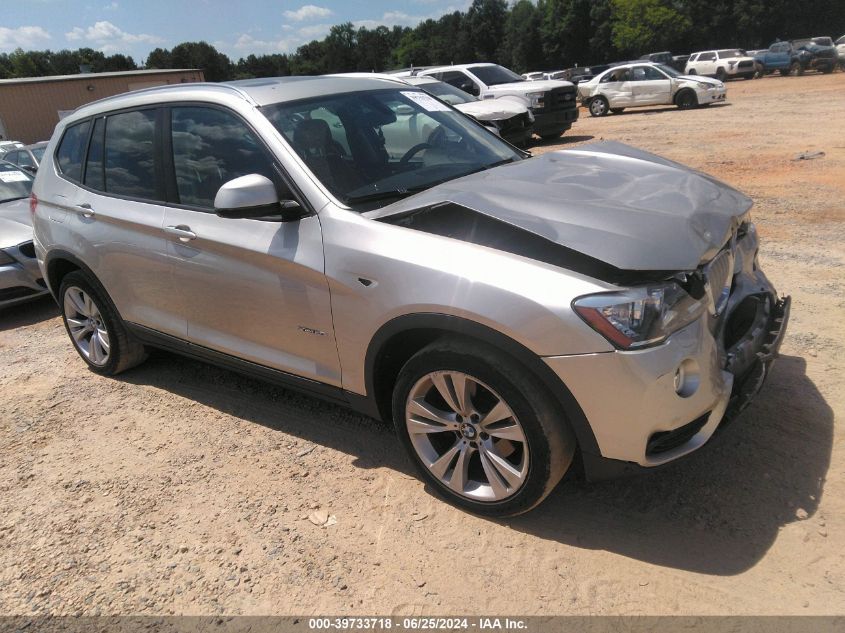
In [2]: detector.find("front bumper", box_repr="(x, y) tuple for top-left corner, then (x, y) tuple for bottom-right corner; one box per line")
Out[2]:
(0, 242), (49, 309)
(532, 108), (579, 136)
(545, 224), (789, 473)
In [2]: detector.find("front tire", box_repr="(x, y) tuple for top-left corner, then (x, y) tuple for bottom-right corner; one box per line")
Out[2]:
(588, 96), (609, 117)
(790, 61), (803, 76)
(59, 270), (147, 375)
(676, 89), (698, 110)
(716, 68), (727, 81)
(392, 338), (576, 517)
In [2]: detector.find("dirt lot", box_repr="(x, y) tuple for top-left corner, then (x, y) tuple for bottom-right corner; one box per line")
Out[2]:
(1, 73), (844, 617)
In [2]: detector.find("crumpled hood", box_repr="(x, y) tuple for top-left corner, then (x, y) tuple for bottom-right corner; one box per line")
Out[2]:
(678, 74), (723, 87)
(455, 99), (528, 121)
(369, 141), (753, 272)
(0, 198), (34, 249)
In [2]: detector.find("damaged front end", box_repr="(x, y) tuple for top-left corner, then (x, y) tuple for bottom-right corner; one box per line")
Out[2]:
(701, 221), (790, 418)
(372, 142), (789, 471)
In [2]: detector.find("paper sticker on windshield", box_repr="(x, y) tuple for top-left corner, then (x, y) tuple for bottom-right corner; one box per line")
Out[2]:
(401, 91), (450, 112)
(0, 170), (29, 183)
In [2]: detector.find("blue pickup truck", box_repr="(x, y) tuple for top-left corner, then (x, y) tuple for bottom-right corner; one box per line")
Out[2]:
(754, 38), (837, 75)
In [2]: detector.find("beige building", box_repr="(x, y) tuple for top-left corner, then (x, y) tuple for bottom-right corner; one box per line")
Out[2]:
(0, 68), (205, 144)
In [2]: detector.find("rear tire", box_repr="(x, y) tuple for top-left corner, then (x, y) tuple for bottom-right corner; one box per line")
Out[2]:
(392, 338), (576, 517)
(59, 270), (147, 376)
(539, 132), (563, 141)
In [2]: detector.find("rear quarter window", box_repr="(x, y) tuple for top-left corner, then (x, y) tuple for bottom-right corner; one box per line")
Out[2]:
(56, 120), (92, 183)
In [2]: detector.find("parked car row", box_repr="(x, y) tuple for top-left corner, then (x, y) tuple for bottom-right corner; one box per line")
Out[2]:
(526, 34), (843, 91)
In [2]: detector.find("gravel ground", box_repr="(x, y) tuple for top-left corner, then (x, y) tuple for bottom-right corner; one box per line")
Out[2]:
(1, 73), (843, 616)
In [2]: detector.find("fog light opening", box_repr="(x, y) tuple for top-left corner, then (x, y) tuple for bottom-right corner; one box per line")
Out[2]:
(674, 359), (700, 398)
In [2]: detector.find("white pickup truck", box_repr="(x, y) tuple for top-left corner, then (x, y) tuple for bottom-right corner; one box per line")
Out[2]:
(401, 63), (579, 140)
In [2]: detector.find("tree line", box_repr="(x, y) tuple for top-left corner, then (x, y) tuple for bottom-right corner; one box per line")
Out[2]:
(2, 0), (843, 82)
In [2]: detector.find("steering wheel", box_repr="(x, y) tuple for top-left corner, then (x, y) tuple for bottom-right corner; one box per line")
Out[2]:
(399, 143), (433, 164)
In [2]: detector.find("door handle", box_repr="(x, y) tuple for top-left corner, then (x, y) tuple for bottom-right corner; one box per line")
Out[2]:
(73, 203), (95, 218)
(164, 225), (197, 242)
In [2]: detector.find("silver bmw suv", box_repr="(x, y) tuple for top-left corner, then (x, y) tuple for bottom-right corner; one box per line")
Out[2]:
(31, 76), (789, 516)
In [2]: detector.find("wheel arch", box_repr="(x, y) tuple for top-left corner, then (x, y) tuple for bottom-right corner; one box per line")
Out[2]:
(363, 313), (600, 456)
(44, 249), (91, 300)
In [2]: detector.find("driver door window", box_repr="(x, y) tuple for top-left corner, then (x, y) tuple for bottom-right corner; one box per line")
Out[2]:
(170, 106), (276, 210)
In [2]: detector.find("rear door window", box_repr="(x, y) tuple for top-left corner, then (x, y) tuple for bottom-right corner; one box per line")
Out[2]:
(104, 110), (159, 200)
(56, 120), (92, 183)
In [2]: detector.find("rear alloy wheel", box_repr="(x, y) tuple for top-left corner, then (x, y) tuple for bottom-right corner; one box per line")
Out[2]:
(588, 96), (609, 117)
(676, 89), (698, 110)
(64, 286), (111, 367)
(393, 338), (576, 516)
(59, 270), (147, 375)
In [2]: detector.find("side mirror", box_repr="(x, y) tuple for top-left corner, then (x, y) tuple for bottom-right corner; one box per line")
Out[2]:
(214, 173), (302, 221)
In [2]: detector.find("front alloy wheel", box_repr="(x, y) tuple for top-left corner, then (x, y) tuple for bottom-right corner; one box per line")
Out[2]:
(393, 338), (576, 516)
(405, 371), (529, 502)
(64, 286), (111, 365)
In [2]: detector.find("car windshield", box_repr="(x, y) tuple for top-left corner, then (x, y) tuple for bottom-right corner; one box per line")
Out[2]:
(31, 147), (46, 162)
(655, 64), (681, 78)
(468, 65), (524, 86)
(717, 49), (745, 58)
(417, 81), (477, 105)
(0, 163), (33, 203)
(261, 88), (522, 208)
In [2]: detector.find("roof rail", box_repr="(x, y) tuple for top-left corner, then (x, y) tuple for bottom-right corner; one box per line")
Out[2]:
(77, 81), (258, 112)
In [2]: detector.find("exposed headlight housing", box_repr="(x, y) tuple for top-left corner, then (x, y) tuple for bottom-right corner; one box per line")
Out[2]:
(573, 282), (705, 349)
(526, 91), (545, 109)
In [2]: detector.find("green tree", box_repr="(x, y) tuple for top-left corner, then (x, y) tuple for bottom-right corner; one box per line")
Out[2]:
(611, 0), (692, 57)
(145, 47), (173, 69)
(540, 0), (593, 68)
(503, 0), (544, 72)
(466, 0), (509, 62)
(323, 23), (357, 72)
(169, 42), (232, 81)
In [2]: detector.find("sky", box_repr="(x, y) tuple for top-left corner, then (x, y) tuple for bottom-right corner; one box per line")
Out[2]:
(1, 0), (471, 62)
